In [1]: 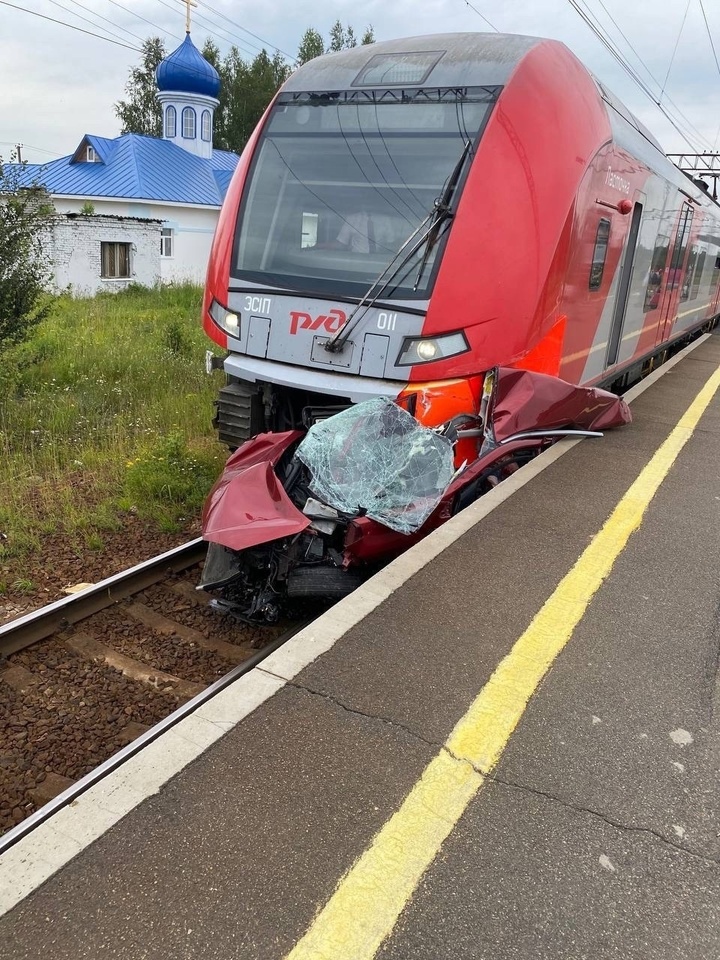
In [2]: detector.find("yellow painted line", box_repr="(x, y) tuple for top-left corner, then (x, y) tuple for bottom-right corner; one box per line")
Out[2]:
(286, 363), (720, 960)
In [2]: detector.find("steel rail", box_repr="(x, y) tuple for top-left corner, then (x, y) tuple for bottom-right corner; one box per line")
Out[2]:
(0, 619), (305, 855)
(0, 538), (207, 657)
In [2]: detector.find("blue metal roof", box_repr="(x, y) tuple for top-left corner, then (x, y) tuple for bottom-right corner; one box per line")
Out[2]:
(16, 134), (239, 206)
(157, 34), (220, 99)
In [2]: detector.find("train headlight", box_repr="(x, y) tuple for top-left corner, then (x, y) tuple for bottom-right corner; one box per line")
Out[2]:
(396, 332), (469, 366)
(209, 299), (240, 337)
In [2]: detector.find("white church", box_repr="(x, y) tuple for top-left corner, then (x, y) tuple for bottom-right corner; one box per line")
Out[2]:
(17, 32), (239, 294)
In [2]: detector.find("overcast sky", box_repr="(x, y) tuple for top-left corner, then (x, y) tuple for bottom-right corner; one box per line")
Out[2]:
(1, 0), (719, 164)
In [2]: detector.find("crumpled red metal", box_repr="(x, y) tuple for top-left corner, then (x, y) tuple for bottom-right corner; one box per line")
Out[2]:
(201, 431), (309, 551)
(491, 367), (631, 439)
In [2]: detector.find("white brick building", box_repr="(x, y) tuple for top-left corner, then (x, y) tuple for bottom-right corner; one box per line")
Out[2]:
(47, 214), (162, 294)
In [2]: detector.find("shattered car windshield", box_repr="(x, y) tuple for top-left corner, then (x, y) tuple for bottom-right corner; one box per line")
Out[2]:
(232, 90), (495, 299)
(296, 397), (455, 534)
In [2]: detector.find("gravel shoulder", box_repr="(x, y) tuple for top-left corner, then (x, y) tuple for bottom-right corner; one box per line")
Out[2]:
(0, 514), (202, 627)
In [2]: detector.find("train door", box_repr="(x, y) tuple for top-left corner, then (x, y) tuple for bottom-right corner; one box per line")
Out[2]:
(656, 200), (694, 344)
(605, 200), (643, 369)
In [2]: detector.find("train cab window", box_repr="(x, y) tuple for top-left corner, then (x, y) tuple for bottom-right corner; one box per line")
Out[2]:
(589, 219), (610, 290)
(232, 88), (497, 300)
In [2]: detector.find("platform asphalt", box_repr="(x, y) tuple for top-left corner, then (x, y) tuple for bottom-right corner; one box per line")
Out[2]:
(0, 337), (718, 959)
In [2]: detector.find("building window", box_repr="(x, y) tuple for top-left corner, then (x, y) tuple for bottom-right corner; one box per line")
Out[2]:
(165, 105), (177, 138)
(101, 242), (131, 278)
(201, 110), (212, 142)
(182, 107), (196, 139)
(86, 145), (98, 162)
(160, 227), (174, 258)
(588, 218), (610, 290)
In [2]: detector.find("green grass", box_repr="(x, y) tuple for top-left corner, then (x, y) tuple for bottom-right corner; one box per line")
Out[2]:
(0, 283), (227, 560)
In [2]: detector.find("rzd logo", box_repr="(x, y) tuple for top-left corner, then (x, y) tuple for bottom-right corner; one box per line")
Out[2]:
(289, 308), (346, 336)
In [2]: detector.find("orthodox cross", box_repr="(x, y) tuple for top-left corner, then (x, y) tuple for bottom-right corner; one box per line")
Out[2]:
(177, 0), (198, 34)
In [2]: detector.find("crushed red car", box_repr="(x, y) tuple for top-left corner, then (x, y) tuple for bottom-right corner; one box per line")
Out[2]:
(199, 368), (630, 623)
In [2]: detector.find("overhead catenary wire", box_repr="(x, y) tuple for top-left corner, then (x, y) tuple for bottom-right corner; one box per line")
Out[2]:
(585, 0), (714, 152)
(578, 0), (715, 151)
(659, 0), (692, 100)
(697, 0), (720, 150)
(698, 0), (720, 80)
(462, 1), (499, 33)
(462, 0), (716, 154)
(566, 0), (710, 153)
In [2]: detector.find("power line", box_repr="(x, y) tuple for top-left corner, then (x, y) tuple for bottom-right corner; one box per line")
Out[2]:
(63, 0), (147, 45)
(0, 140), (63, 158)
(202, 2), (297, 60)
(101, 0), (183, 43)
(45, 0), (140, 47)
(0, 0), (141, 50)
(584, 0), (712, 150)
(152, 0), (261, 59)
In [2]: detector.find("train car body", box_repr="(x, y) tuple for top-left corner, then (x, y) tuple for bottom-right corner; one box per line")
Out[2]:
(204, 32), (720, 445)
(199, 33), (720, 622)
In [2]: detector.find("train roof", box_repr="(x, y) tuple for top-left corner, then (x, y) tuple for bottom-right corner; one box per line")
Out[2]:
(283, 33), (713, 209)
(284, 32), (658, 151)
(283, 33), (542, 92)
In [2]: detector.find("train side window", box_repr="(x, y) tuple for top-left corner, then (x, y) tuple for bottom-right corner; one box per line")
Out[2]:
(643, 232), (670, 312)
(589, 219), (611, 290)
(667, 205), (694, 296)
(711, 254), (720, 295)
(688, 246), (705, 301)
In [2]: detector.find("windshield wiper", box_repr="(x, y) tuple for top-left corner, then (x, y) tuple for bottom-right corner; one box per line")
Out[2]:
(324, 139), (473, 354)
(412, 138), (472, 291)
(323, 212), (435, 353)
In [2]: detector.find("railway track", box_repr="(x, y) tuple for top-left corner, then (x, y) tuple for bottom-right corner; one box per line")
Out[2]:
(0, 540), (298, 837)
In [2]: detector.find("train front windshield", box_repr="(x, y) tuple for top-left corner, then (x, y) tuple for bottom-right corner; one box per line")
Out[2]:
(233, 90), (496, 299)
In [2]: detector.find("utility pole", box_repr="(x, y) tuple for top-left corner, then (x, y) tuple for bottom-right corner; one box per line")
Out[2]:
(15, 143), (23, 162)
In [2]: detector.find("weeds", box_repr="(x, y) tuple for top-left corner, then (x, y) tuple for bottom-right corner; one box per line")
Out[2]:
(12, 578), (34, 595)
(0, 284), (226, 556)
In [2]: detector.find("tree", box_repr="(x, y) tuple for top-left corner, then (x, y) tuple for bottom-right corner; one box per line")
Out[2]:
(115, 37), (167, 137)
(297, 28), (324, 65)
(213, 47), (291, 153)
(327, 21), (374, 52)
(0, 157), (54, 347)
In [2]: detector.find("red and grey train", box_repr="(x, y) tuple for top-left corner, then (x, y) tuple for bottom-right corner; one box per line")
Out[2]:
(199, 33), (720, 621)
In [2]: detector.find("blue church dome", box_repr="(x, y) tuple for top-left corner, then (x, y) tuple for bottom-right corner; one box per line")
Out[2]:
(157, 34), (220, 98)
